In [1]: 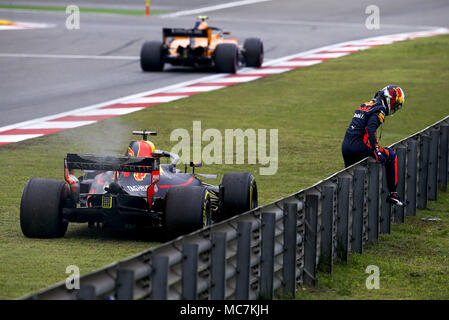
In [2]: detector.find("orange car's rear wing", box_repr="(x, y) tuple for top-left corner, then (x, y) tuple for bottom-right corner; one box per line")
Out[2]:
(163, 28), (212, 46)
(163, 28), (208, 38)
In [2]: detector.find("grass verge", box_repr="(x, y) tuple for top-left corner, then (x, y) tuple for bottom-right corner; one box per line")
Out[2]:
(296, 191), (449, 299)
(0, 4), (167, 16)
(0, 35), (448, 299)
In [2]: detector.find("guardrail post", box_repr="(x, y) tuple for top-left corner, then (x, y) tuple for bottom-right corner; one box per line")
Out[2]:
(236, 221), (252, 299)
(303, 194), (318, 287)
(428, 130), (439, 201)
(319, 186), (334, 273)
(282, 202), (297, 298)
(439, 125), (449, 191)
(76, 285), (95, 300)
(367, 162), (380, 241)
(336, 177), (350, 263)
(182, 244), (199, 300)
(406, 140), (418, 216)
(380, 166), (391, 233)
(152, 255), (169, 300)
(393, 147), (406, 223)
(260, 212), (276, 300)
(351, 169), (365, 254)
(418, 135), (431, 209)
(211, 232), (226, 300)
(116, 269), (134, 300)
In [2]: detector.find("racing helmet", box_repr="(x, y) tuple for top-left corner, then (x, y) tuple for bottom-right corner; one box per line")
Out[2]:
(194, 16), (209, 30)
(374, 85), (405, 116)
(126, 140), (155, 158)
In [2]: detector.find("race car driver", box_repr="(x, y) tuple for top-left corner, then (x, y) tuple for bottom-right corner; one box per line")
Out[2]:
(194, 16), (209, 30)
(341, 85), (406, 207)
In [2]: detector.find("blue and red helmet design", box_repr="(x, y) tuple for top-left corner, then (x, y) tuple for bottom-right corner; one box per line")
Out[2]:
(375, 85), (405, 115)
(123, 140), (155, 181)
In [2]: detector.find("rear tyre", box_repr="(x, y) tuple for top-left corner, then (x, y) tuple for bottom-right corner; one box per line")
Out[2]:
(165, 186), (211, 236)
(219, 172), (258, 220)
(243, 38), (264, 67)
(140, 41), (165, 71)
(20, 178), (69, 238)
(214, 43), (238, 73)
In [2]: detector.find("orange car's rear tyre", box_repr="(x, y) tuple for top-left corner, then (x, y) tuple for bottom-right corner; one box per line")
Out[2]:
(215, 43), (238, 73)
(20, 178), (69, 238)
(244, 38), (264, 68)
(140, 41), (165, 71)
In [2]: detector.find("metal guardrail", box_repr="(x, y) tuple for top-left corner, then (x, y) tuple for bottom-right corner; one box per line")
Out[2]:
(23, 115), (449, 300)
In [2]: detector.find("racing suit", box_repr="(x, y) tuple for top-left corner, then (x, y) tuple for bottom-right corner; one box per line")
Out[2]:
(341, 99), (398, 193)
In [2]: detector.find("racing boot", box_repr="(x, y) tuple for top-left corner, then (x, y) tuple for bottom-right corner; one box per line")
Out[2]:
(386, 192), (406, 207)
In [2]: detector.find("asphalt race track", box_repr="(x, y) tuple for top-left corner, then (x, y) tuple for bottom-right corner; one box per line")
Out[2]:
(1, 0), (448, 127)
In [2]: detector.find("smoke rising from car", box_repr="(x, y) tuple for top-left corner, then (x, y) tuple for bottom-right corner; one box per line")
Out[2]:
(61, 119), (132, 156)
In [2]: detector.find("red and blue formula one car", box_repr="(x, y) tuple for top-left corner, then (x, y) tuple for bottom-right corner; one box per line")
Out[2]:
(20, 131), (258, 239)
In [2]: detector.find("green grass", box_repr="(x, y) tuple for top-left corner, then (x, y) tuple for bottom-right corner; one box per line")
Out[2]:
(0, 35), (448, 299)
(297, 191), (449, 300)
(0, 4), (168, 16)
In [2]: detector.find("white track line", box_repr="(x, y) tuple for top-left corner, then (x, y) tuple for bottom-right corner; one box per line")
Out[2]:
(304, 52), (351, 59)
(239, 68), (292, 74)
(166, 85), (226, 93)
(278, 60), (322, 67)
(20, 121), (96, 129)
(160, 0), (271, 18)
(0, 134), (43, 142)
(76, 108), (145, 116)
(124, 96), (187, 104)
(206, 76), (261, 83)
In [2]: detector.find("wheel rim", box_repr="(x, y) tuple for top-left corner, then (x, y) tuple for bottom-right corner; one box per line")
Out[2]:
(249, 180), (258, 210)
(203, 192), (212, 227)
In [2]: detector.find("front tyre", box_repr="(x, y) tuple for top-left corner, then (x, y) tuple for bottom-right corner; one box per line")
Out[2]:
(243, 38), (264, 67)
(219, 172), (258, 220)
(20, 178), (69, 238)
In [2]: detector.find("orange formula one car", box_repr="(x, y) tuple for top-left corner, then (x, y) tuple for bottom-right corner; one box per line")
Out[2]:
(140, 16), (263, 73)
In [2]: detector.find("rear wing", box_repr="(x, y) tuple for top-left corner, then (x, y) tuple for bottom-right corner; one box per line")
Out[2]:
(163, 28), (209, 38)
(65, 153), (160, 173)
(163, 27), (212, 46)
